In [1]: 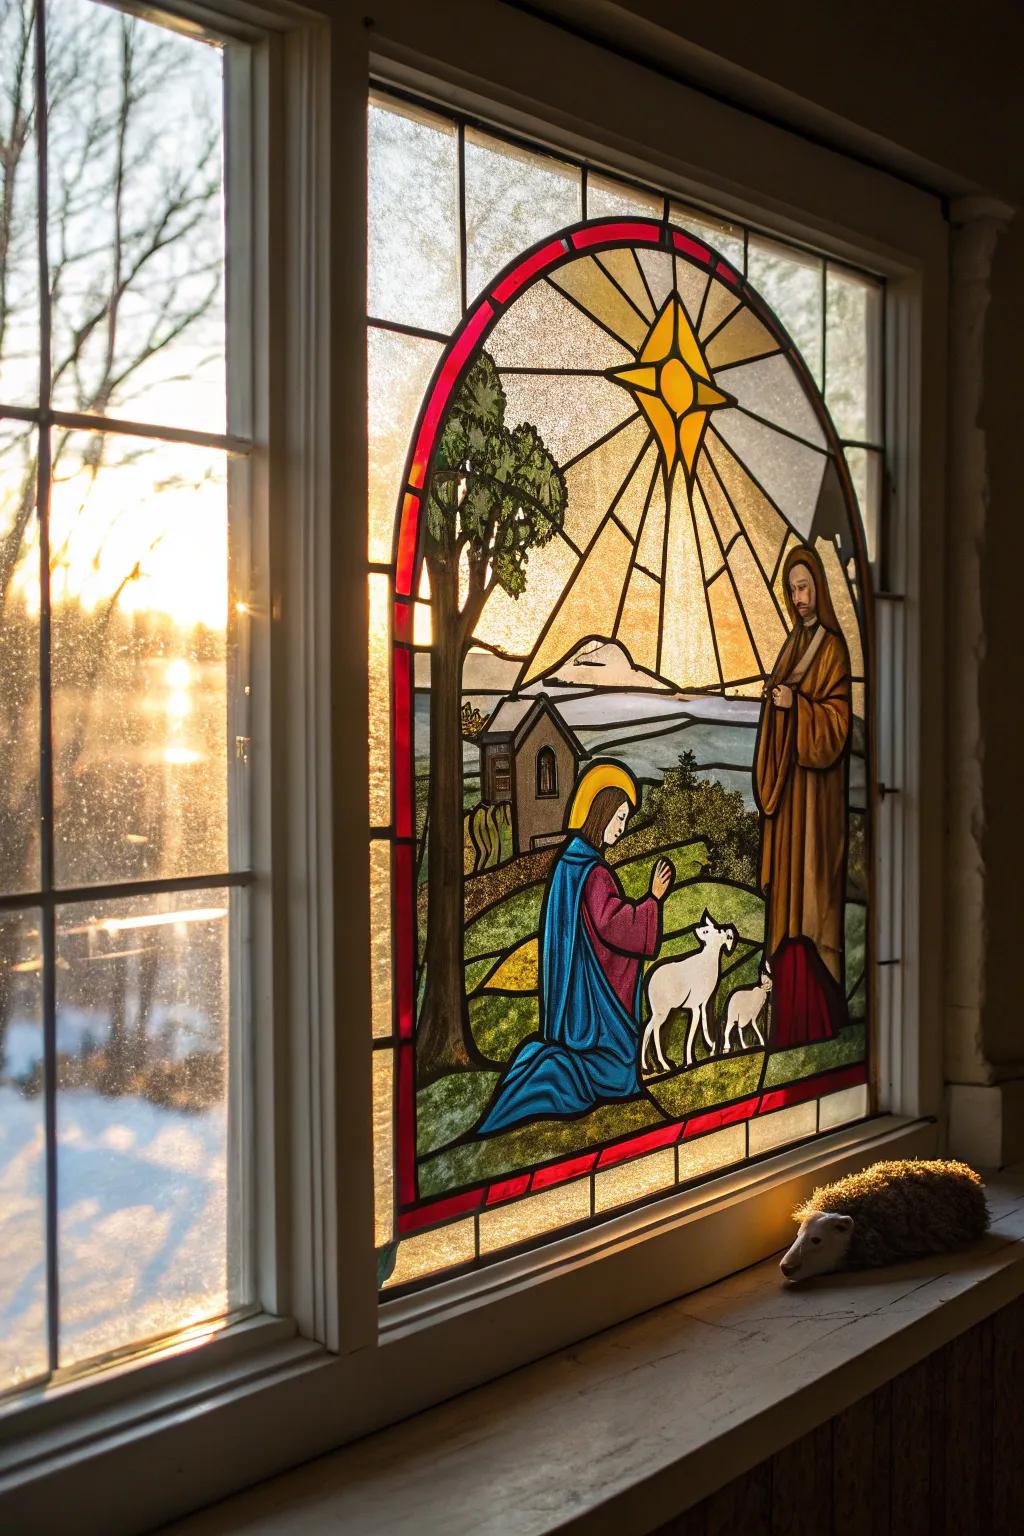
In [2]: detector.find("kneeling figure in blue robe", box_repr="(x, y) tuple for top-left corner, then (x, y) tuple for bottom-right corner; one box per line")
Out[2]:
(477, 783), (673, 1135)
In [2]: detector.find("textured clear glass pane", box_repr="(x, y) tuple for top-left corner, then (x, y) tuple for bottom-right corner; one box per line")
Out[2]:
(464, 129), (580, 304)
(0, 419), (40, 892)
(369, 839), (392, 1038)
(826, 266), (883, 443)
(747, 236), (823, 384)
(367, 325), (442, 564)
(383, 1218), (476, 1290)
(0, 0), (40, 406)
(372, 1049), (393, 1247)
(368, 573), (391, 828)
(671, 203), (744, 270)
(845, 445), (883, 565)
(47, 2), (225, 432)
(0, 907), (47, 1391)
(50, 431), (230, 887)
(587, 175), (661, 220)
(56, 886), (238, 1367)
(368, 96), (461, 334)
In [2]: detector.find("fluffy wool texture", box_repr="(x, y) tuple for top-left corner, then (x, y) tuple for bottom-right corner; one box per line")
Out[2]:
(793, 1159), (989, 1269)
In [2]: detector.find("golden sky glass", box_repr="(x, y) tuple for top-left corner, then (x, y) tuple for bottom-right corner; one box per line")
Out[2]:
(481, 247), (837, 693)
(607, 295), (732, 480)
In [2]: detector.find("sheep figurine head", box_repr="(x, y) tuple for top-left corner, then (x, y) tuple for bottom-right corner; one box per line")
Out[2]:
(780, 1212), (854, 1283)
(778, 1158), (988, 1286)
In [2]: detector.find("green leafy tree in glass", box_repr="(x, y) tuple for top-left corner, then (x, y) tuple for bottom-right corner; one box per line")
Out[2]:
(417, 351), (566, 1083)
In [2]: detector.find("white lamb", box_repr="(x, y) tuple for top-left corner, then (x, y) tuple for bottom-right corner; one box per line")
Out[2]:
(722, 967), (772, 1054)
(642, 911), (737, 1073)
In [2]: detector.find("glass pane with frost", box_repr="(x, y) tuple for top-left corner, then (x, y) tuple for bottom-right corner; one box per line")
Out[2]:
(47, 1), (226, 432)
(50, 431), (231, 887)
(826, 266), (882, 444)
(0, 0), (40, 406)
(0, 420), (40, 892)
(747, 236), (823, 384)
(56, 886), (241, 1367)
(671, 203), (744, 270)
(367, 325), (443, 563)
(845, 446), (883, 566)
(368, 96), (461, 334)
(587, 175), (661, 220)
(0, 908), (47, 1391)
(464, 128), (580, 304)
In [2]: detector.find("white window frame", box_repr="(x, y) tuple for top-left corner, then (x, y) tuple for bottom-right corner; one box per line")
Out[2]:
(0, 3), (948, 1531)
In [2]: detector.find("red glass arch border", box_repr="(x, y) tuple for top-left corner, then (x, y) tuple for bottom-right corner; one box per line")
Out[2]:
(387, 217), (873, 1239)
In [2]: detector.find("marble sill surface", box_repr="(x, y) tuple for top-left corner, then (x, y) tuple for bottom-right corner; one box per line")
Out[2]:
(162, 1167), (1024, 1536)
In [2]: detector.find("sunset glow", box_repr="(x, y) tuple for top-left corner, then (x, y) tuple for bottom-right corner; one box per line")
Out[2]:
(5, 443), (229, 632)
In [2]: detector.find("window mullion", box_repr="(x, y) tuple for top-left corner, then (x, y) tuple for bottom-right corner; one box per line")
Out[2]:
(33, 0), (60, 1386)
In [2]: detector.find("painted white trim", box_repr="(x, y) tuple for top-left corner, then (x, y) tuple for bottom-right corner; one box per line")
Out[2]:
(0, 1117), (937, 1535)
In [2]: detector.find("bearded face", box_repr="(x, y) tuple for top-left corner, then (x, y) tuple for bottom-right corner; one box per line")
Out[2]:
(788, 563), (817, 622)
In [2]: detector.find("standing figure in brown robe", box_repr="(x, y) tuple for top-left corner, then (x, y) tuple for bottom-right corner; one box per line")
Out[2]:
(754, 544), (851, 1047)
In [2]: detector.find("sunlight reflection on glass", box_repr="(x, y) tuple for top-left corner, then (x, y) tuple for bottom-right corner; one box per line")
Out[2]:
(0, 423), (40, 893)
(33, 431), (230, 887)
(55, 888), (235, 1369)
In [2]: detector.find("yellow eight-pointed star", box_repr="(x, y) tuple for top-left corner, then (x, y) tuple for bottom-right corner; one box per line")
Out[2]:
(608, 295), (733, 479)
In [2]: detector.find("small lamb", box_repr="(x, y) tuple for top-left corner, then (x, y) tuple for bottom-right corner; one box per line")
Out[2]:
(643, 911), (737, 1073)
(780, 1158), (989, 1284)
(722, 966), (771, 1053)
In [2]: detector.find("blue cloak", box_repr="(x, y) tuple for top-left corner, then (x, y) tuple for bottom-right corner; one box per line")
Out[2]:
(477, 836), (642, 1135)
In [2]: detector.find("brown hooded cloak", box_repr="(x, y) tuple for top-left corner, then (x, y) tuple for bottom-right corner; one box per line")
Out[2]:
(753, 544), (851, 1044)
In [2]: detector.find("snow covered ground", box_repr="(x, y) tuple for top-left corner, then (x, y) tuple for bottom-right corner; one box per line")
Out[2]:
(0, 1083), (230, 1391)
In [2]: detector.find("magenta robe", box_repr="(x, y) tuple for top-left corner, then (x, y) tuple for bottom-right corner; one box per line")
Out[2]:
(581, 863), (660, 1016)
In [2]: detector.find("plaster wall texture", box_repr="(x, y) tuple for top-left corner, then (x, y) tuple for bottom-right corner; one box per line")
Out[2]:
(530, 0), (1024, 203)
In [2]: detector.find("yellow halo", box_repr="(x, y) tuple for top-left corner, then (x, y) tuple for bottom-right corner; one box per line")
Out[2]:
(567, 762), (638, 830)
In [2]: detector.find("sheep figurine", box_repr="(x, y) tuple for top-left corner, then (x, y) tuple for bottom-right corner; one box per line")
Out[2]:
(779, 1158), (988, 1284)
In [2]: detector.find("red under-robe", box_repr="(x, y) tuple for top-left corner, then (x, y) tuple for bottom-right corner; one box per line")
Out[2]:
(581, 862), (660, 1016)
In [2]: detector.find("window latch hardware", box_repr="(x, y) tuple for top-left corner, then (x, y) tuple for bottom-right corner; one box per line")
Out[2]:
(877, 783), (901, 800)
(877, 958), (901, 966)
(235, 735), (251, 764)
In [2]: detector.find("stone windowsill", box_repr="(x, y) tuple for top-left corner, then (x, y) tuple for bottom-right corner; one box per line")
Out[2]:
(163, 1166), (1024, 1536)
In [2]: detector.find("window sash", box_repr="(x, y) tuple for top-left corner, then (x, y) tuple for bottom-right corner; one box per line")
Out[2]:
(0, 0), (261, 1402)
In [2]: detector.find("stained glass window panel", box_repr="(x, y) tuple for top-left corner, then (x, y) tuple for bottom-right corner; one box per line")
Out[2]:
(367, 93), (879, 1293)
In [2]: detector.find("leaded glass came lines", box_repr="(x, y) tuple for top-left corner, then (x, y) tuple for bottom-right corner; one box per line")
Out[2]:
(366, 89), (883, 1295)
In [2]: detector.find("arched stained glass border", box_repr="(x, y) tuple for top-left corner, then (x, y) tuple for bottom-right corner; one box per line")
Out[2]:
(368, 90), (882, 1295)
